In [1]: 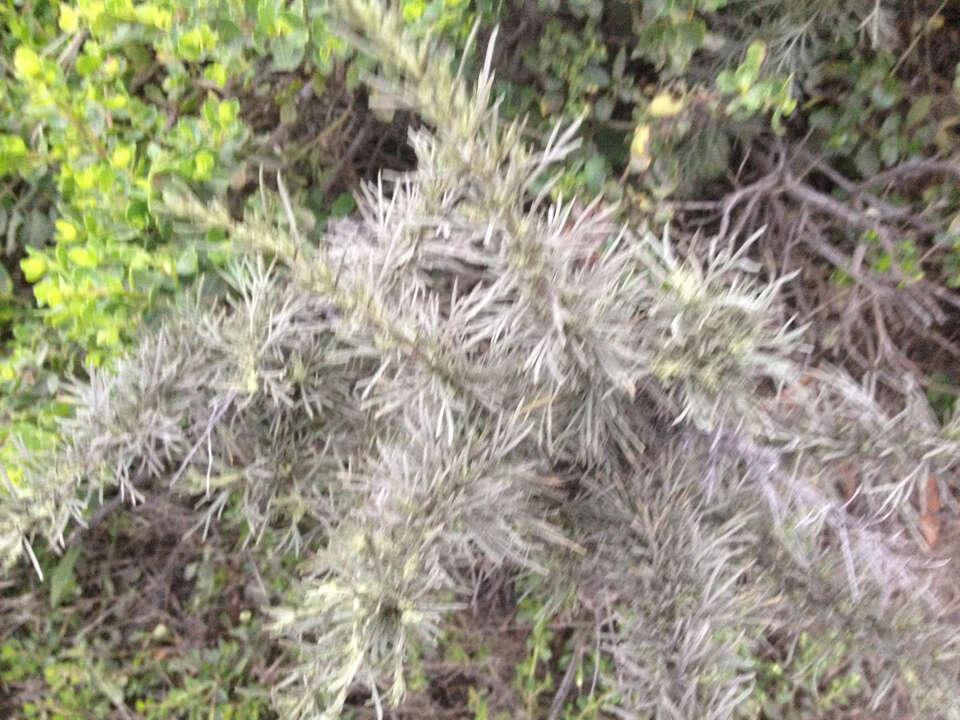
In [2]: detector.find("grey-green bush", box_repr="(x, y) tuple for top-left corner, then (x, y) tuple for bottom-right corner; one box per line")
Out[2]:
(4, 0), (960, 717)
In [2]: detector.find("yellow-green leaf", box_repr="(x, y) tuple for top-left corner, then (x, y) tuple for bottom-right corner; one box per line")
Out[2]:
(218, 99), (239, 127)
(110, 145), (133, 169)
(649, 92), (684, 118)
(630, 124), (652, 172)
(96, 326), (120, 347)
(34, 279), (62, 306)
(403, 0), (427, 21)
(194, 150), (215, 179)
(0, 134), (27, 158)
(104, 94), (127, 110)
(59, 5), (79, 32)
(205, 62), (228, 88)
(55, 219), (78, 242)
(68, 247), (98, 267)
(743, 41), (766, 76)
(13, 47), (42, 80)
(20, 255), (46, 282)
(134, 5), (172, 29)
(75, 165), (97, 190)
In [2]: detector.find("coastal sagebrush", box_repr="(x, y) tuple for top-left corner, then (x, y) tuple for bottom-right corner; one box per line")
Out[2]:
(3, 0), (960, 717)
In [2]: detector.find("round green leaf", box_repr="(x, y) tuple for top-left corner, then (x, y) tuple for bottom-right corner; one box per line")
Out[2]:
(20, 254), (46, 282)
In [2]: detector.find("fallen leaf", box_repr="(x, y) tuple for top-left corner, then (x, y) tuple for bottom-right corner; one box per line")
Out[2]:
(837, 461), (858, 503)
(630, 124), (652, 172)
(918, 473), (941, 550)
(649, 92), (683, 118)
(777, 373), (815, 410)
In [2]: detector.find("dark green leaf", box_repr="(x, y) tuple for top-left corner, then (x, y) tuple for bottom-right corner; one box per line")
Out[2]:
(0, 263), (12, 297)
(330, 193), (356, 217)
(49, 546), (80, 610)
(905, 95), (932, 129)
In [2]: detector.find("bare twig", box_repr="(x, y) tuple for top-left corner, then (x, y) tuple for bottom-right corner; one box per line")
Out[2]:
(713, 170), (781, 242)
(865, 157), (960, 186)
(55, 31), (87, 69)
(546, 636), (584, 720)
(782, 174), (886, 236)
(65, 495), (126, 547)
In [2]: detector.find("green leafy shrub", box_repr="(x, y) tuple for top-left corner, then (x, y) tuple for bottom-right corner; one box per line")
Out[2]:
(393, 0), (905, 209)
(736, 630), (864, 718)
(0, 0), (378, 510)
(0, 0), (245, 494)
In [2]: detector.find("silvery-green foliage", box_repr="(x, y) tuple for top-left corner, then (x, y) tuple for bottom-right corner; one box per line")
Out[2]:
(156, 0), (960, 706)
(38, 258), (370, 550)
(715, 0), (899, 79)
(639, 229), (806, 430)
(4, 0), (960, 717)
(571, 442), (765, 720)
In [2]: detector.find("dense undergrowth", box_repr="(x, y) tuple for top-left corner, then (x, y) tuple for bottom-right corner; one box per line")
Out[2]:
(3, 0), (960, 718)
